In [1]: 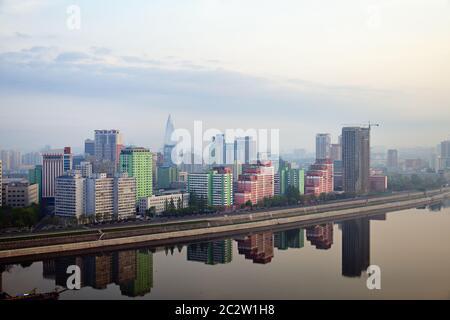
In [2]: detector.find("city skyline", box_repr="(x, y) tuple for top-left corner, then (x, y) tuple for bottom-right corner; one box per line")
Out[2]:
(2, 0), (450, 306)
(1, 117), (449, 156)
(1, 1), (450, 151)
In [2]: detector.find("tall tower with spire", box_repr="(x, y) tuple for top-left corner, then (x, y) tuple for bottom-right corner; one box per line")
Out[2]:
(163, 115), (176, 167)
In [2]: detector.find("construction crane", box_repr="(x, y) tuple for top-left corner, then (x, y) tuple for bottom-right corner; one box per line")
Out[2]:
(342, 121), (380, 130)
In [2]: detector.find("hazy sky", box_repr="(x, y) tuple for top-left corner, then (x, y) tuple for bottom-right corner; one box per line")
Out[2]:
(0, 0), (449, 153)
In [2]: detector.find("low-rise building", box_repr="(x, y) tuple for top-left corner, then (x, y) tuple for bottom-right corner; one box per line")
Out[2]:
(139, 191), (189, 215)
(369, 175), (388, 193)
(1, 178), (39, 208)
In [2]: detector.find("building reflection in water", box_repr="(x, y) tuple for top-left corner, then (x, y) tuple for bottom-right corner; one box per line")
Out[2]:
(164, 245), (183, 256)
(274, 229), (305, 250)
(0, 214), (398, 297)
(187, 240), (233, 265)
(341, 218), (370, 278)
(236, 232), (274, 264)
(0, 265), (4, 292)
(45, 249), (154, 297)
(306, 224), (334, 250)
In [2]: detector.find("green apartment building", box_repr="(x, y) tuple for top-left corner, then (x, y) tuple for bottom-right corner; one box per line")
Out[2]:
(187, 167), (233, 207)
(279, 163), (305, 195)
(28, 164), (43, 201)
(119, 147), (153, 201)
(157, 166), (179, 189)
(288, 168), (305, 195)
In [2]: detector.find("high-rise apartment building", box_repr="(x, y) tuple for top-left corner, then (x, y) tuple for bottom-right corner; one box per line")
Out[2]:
(84, 139), (95, 156)
(187, 167), (233, 207)
(342, 127), (370, 194)
(113, 173), (137, 220)
(120, 147), (153, 201)
(387, 149), (399, 170)
(28, 165), (43, 201)
(333, 160), (343, 191)
(22, 152), (42, 166)
(42, 148), (72, 200)
(210, 134), (227, 165)
(56, 172), (136, 221)
(86, 173), (115, 221)
(0, 150), (22, 171)
(76, 161), (93, 178)
(94, 130), (123, 166)
(235, 161), (275, 206)
(287, 168), (305, 195)
(440, 140), (450, 170)
(210, 135), (257, 166)
(63, 147), (73, 172)
(330, 143), (342, 161)
(305, 159), (334, 196)
(277, 161), (305, 195)
(157, 166), (179, 189)
(55, 173), (86, 218)
(235, 136), (257, 165)
(316, 133), (331, 160)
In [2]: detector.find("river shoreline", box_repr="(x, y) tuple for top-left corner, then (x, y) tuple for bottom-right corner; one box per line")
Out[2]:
(1, 189), (449, 262)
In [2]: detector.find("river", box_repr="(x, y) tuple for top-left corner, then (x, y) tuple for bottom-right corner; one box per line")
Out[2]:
(1, 203), (450, 300)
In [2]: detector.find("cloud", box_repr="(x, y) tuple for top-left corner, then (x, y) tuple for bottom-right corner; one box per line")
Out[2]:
(15, 32), (31, 39)
(90, 46), (112, 56)
(0, 55), (383, 154)
(55, 51), (91, 63)
(0, 46), (415, 121)
(1, 46), (448, 152)
(0, 0), (49, 14)
(120, 55), (163, 66)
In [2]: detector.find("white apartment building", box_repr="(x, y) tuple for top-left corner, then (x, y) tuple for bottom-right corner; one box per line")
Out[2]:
(86, 173), (114, 221)
(55, 172), (136, 222)
(114, 173), (136, 220)
(76, 161), (93, 178)
(55, 173), (85, 218)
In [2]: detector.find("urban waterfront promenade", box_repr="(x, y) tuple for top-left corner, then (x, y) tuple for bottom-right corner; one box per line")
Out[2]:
(0, 188), (449, 262)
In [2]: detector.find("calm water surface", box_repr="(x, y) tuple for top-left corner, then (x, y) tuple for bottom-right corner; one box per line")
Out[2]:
(2, 204), (450, 300)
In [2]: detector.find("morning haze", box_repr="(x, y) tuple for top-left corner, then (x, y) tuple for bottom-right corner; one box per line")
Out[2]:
(0, 0), (449, 151)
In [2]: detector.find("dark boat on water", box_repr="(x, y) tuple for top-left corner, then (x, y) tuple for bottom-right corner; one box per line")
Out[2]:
(0, 288), (65, 301)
